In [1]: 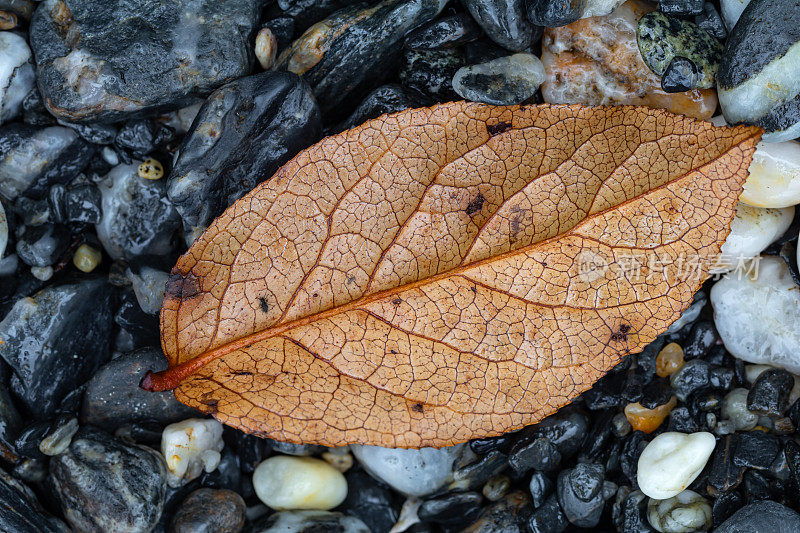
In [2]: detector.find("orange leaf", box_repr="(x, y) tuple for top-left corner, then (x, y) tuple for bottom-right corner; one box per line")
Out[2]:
(143, 103), (760, 447)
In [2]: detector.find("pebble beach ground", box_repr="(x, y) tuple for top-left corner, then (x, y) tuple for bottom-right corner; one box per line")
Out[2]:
(2, 0), (800, 531)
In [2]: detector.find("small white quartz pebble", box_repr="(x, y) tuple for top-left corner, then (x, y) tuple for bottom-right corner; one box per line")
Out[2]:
(740, 140), (800, 208)
(161, 418), (224, 487)
(711, 256), (800, 373)
(637, 432), (716, 499)
(0, 31), (35, 124)
(721, 388), (759, 431)
(255, 27), (278, 70)
(253, 455), (348, 511)
(715, 203), (793, 271)
(647, 490), (712, 533)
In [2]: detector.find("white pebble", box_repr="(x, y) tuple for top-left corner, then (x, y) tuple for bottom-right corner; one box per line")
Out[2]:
(0, 31), (35, 124)
(715, 203), (793, 271)
(255, 27), (278, 70)
(647, 490), (712, 533)
(30, 265), (53, 281)
(711, 256), (800, 373)
(253, 455), (348, 511)
(637, 432), (716, 500)
(740, 140), (800, 208)
(581, 0), (626, 18)
(721, 388), (758, 430)
(161, 418), (224, 487)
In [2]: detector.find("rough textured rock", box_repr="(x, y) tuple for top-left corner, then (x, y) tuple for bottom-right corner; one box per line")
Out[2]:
(462, 0), (536, 51)
(167, 72), (321, 244)
(715, 500), (800, 533)
(171, 488), (246, 533)
(29, 0), (262, 123)
(0, 466), (69, 532)
(0, 31), (35, 124)
(0, 279), (114, 418)
(81, 348), (198, 429)
(50, 427), (167, 533)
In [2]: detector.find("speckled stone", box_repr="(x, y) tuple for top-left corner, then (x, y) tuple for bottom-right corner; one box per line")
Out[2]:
(171, 488), (246, 533)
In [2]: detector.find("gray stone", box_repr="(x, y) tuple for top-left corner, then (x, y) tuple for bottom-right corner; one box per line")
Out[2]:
(0, 31), (35, 124)
(0, 466), (69, 532)
(716, 500), (800, 533)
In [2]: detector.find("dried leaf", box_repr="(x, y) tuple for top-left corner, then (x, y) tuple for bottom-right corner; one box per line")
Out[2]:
(143, 103), (760, 447)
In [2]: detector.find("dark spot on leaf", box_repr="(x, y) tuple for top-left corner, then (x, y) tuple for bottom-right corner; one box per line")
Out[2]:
(232, 371), (253, 376)
(466, 193), (485, 216)
(258, 297), (269, 314)
(393, 298), (402, 305)
(610, 324), (632, 342)
(411, 403), (424, 413)
(487, 122), (512, 136)
(165, 270), (201, 300)
(200, 392), (219, 414)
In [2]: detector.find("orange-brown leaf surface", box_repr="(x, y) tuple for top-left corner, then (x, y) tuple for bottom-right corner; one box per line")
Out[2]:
(144, 102), (761, 447)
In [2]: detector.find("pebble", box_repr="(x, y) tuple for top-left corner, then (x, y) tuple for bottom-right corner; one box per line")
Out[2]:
(252, 510), (370, 533)
(747, 367), (794, 417)
(711, 256), (800, 374)
(739, 140), (800, 208)
(29, 0), (262, 122)
(0, 124), (94, 201)
(527, 493), (569, 532)
(660, 56), (699, 93)
(509, 436), (561, 472)
(125, 265), (168, 315)
(556, 462), (608, 528)
(96, 162), (180, 260)
(0, 279), (113, 417)
(541, 0), (717, 119)
(0, 466), (69, 532)
(334, 84), (416, 133)
(659, 0), (704, 15)
(171, 488), (246, 533)
(404, 14), (482, 50)
(636, 11), (722, 89)
(465, 490), (530, 532)
(72, 243), (101, 273)
(669, 359), (710, 401)
(276, 0), (446, 114)
(528, 470), (553, 509)
(636, 431), (716, 499)
(625, 397), (677, 433)
(716, 500), (800, 533)
(452, 53), (545, 106)
(322, 449), (354, 473)
(167, 72), (320, 244)
(656, 343), (685, 377)
(721, 388), (759, 430)
(717, 1), (800, 142)
(0, 31), (34, 124)
(253, 455), (348, 511)
(461, 0), (535, 51)
(400, 48), (463, 101)
(647, 490), (712, 533)
(161, 418), (225, 487)
(720, 0), (750, 30)
(351, 443), (464, 497)
(137, 158), (163, 180)
(0, 200), (6, 259)
(418, 491), (483, 526)
(63, 183), (102, 223)
(81, 348), (198, 430)
(15, 223), (69, 267)
(716, 203), (794, 271)
(482, 474), (511, 501)
(666, 292), (707, 334)
(695, 2), (726, 40)
(255, 27), (278, 70)
(50, 427), (166, 533)
(340, 468), (397, 532)
(38, 416), (77, 456)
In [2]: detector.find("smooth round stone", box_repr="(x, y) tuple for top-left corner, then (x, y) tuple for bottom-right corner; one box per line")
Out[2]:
(452, 53), (545, 105)
(711, 256), (800, 374)
(661, 56), (699, 93)
(715, 203), (794, 271)
(252, 456), (347, 511)
(637, 432), (716, 499)
(171, 488), (246, 533)
(721, 388), (758, 430)
(351, 443), (464, 497)
(740, 140), (800, 208)
(461, 0), (535, 51)
(161, 418), (224, 487)
(637, 11), (722, 89)
(716, 500), (800, 533)
(541, 0), (717, 119)
(717, 1), (800, 142)
(647, 490), (712, 533)
(252, 510), (370, 533)
(721, 0), (751, 30)
(255, 27), (278, 70)
(0, 31), (35, 124)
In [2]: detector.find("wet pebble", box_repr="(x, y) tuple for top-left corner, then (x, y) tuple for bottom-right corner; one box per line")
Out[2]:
(29, 0), (262, 122)
(255, 27), (278, 70)
(716, 500), (800, 533)
(637, 431), (716, 499)
(72, 243), (101, 273)
(739, 140), (800, 208)
(694, 2), (726, 40)
(556, 462), (609, 528)
(96, 162), (180, 260)
(0, 466), (69, 532)
(252, 510), (370, 532)
(0, 31), (35, 124)
(747, 367), (794, 417)
(647, 489), (712, 533)
(462, 0), (535, 51)
(38, 416), (77, 456)
(660, 56), (699, 93)
(167, 72), (320, 244)
(418, 491), (483, 526)
(541, 0), (717, 119)
(401, 48), (463, 101)
(452, 53), (545, 106)
(340, 468), (397, 532)
(670, 359), (710, 401)
(659, 0), (703, 16)
(721, 388), (759, 431)
(50, 427), (166, 533)
(351, 443), (463, 497)
(528, 470), (553, 509)
(717, 203), (794, 270)
(171, 488), (246, 533)
(711, 256), (800, 373)
(126, 265), (168, 315)
(162, 418), (224, 487)
(720, 0), (750, 30)
(625, 396), (677, 433)
(717, 0), (800, 141)
(253, 455), (348, 511)
(404, 13), (482, 50)
(15, 223), (69, 267)
(527, 493), (569, 533)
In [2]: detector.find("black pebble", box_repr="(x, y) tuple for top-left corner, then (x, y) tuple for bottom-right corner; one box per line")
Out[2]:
(659, 0), (704, 16)
(747, 368), (794, 417)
